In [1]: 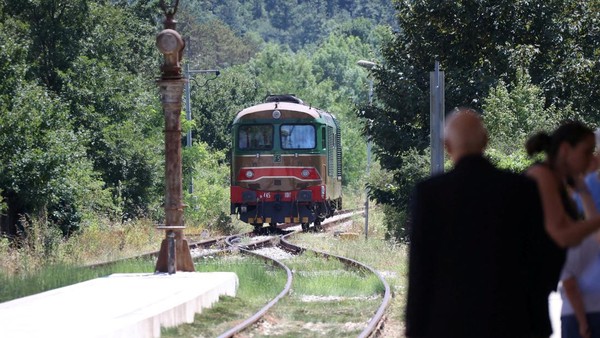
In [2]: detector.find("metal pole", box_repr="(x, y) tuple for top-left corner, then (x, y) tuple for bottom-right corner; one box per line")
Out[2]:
(185, 63), (192, 149)
(365, 78), (373, 241)
(167, 230), (176, 274)
(183, 64), (219, 195)
(356, 60), (377, 241)
(430, 61), (445, 175)
(184, 63), (193, 194)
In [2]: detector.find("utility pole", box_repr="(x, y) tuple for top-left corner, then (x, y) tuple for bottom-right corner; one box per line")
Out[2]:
(357, 60), (377, 240)
(430, 61), (445, 175)
(183, 53), (219, 193)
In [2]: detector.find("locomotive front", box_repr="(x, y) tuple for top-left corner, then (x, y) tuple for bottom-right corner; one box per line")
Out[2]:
(230, 95), (342, 231)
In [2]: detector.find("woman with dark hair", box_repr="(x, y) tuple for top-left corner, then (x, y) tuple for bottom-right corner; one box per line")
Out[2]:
(525, 121), (600, 338)
(555, 129), (600, 338)
(526, 120), (600, 248)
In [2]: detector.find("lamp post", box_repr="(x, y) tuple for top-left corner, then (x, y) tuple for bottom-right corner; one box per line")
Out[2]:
(357, 60), (377, 240)
(155, 0), (194, 273)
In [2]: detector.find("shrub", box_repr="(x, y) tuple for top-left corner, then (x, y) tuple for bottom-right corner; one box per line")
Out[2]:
(183, 142), (230, 229)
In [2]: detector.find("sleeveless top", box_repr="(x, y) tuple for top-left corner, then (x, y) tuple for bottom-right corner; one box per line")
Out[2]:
(531, 163), (572, 292)
(527, 163), (572, 336)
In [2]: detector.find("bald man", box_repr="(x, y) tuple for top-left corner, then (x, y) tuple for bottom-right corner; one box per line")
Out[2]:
(405, 108), (550, 338)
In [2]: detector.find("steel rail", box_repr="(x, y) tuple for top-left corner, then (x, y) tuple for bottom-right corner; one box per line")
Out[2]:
(85, 208), (369, 337)
(83, 236), (225, 269)
(280, 230), (391, 338)
(216, 236), (294, 338)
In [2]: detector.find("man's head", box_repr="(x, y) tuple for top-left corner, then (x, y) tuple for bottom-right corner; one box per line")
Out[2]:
(444, 107), (488, 163)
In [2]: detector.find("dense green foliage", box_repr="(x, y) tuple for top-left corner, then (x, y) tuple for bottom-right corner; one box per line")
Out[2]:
(5, 0), (597, 242)
(0, 0), (388, 237)
(0, 0), (164, 236)
(483, 67), (574, 172)
(179, 0), (396, 51)
(362, 0), (600, 239)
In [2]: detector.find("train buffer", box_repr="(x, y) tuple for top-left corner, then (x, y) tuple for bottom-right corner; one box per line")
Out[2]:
(0, 272), (238, 338)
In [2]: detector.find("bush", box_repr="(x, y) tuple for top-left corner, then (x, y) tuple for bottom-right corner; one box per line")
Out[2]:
(210, 211), (235, 236)
(183, 142), (231, 229)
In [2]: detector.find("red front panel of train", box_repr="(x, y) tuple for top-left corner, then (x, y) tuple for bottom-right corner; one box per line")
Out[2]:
(231, 185), (326, 203)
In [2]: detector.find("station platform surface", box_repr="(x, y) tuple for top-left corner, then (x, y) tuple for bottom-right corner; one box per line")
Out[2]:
(0, 272), (238, 338)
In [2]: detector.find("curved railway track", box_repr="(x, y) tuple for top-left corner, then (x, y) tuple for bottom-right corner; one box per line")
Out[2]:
(210, 209), (391, 338)
(86, 209), (390, 337)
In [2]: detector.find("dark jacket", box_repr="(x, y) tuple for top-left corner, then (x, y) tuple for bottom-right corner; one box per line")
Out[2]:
(405, 155), (551, 338)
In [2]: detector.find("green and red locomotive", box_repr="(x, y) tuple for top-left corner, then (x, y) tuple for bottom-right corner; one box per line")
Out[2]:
(230, 95), (342, 231)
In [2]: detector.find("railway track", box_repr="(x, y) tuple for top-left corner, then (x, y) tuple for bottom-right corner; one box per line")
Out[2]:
(85, 209), (391, 337)
(209, 209), (391, 338)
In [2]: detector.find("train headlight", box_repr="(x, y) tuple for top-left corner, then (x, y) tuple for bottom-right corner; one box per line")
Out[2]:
(301, 169), (310, 178)
(245, 170), (254, 179)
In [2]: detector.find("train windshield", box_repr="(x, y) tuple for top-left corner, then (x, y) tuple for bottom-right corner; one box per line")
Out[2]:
(280, 124), (315, 149)
(238, 125), (273, 150)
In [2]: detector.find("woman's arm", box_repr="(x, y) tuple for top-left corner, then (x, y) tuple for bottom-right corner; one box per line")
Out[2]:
(562, 277), (591, 338)
(527, 165), (600, 247)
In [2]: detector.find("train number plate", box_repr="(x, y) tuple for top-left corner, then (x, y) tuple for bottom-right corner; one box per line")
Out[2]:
(274, 154), (281, 163)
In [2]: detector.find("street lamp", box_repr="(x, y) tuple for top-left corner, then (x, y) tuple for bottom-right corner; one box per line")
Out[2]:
(357, 60), (377, 240)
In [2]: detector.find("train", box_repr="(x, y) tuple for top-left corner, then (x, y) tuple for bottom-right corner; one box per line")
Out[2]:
(230, 94), (342, 231)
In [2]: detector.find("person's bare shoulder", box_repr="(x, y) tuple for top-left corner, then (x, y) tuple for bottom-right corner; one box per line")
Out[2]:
(526, 164), (554, 182)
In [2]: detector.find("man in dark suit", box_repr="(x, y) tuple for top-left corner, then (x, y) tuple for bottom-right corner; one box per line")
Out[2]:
(405, 108), (551, 338)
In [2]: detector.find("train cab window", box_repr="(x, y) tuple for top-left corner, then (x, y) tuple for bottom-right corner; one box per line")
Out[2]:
(280, 124), (315, 149)
(238, 125), (273, 150)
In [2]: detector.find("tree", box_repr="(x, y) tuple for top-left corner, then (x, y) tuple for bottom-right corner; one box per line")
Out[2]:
(183, 142), (230, 227)
(181, 19), (259, 69)
(4, 0), (90, 92)
(0, 81), (109, 235)
(181, 0), (397, 50)
(484, 68), (571, 154)
(483, 66), (577, 173)
(58, 1), (164, 220)
(1, 1), (165, 235)
(188, 64), (262, 156)
(0, 9), (108, 235)
(363, 0), (600, 210)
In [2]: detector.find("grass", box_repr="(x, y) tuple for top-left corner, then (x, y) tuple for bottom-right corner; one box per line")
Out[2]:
(0, 196), (409, 337)
(0, 214), (251, 301)
(289, 207), (409, 337)
(162, 207), (406, 338)
(161, 254), (288, 337)
(0, 258), (155, 303)
(0, 218), (164, 276)
(253, 252), (384, 337)
(286, 254), (383, 297)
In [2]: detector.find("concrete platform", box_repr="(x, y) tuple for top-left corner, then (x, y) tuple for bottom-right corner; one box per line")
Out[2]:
(0, 272), (238, 338)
